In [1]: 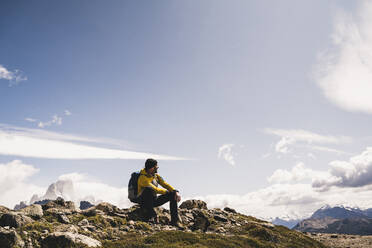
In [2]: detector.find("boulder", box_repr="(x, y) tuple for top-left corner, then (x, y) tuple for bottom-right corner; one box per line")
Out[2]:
(19, 204), (43, 220)
(0, 227), (25, 248)
(94, 202), (119, 215)
(57, 214), (70, 224)
(41, 232), (101, 248)
(214, 214), (228, 222)
(224, 207), (237, 214)
(180, 200), (207, 210)
(42, 198), (76, 212)
(81, 207), (98, 217)
(191, 209), (210, 232)
(0, 213), (33, 228)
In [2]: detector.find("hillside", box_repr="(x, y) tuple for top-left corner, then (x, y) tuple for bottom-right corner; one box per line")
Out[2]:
(0, 198), (327, 248)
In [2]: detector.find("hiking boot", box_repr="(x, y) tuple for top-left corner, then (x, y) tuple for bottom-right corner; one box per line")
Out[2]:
(170, 221), (185, 230)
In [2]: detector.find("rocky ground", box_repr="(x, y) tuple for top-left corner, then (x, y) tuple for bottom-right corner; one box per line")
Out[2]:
(305, 232), (372, 248)
(0, 198), (327, 248)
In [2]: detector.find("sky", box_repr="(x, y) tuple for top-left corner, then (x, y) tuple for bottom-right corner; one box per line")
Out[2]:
(2, 0), (372, 220)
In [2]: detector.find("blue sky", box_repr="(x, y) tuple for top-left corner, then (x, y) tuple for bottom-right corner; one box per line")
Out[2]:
(2, 0), (372, 219)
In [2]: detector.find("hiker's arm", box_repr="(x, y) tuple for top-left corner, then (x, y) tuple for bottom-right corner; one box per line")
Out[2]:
(138, 176), (167, 195)
(157, 174), (176, 192)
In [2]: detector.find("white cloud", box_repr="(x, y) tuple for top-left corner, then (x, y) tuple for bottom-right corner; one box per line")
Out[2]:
(315, 1), (372, 114)
(307, 153), (316, 159)
(30, 172), (131, 208)
(309, 145), (351, 155)
(267, 162), (328, 184)
(38, 114), (63, 128)
(264, 128), (351, 144)
(192, 182), (372, 220)
(0, 65), (27, 86)
(264, 128), (351, 155)
(312, 147), (372, 190)
(25, 118), (37, 123)
(218, 144), (235, 166)
(0, 160), (44, 208)
(0, 123), (189, 160)
(275, 137), (295, 154)
(64, 110), (72, 116)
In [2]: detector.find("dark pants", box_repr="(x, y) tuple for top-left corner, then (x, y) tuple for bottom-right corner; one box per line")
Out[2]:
(139, 187), (178, 223)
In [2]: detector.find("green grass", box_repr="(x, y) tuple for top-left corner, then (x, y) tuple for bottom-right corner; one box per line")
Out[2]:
(100, 229), (328, 248)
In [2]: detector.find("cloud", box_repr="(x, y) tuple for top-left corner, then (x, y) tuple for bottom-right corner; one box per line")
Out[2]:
(0, 65), (27, 86)
(30, 172), (131, 208)
(264, 128), (351, 144)
(25, 118), (37, 123)
(275, 137), (295, 154)
(267, 162), (328, 184)
(264, 128), (351, 155)
(312, 147), (372, 190)
(218, 144), (235, 166)
(193, 182), (372, 220)
(0, 123), (189, 160)
(309, 145), (351, 155)
(38, 114), (63, 128)
(307, 153), (316, 159)
(0, 160), (44, 208)
(314, 1), (372, 114)
(64, 110), (72, 116)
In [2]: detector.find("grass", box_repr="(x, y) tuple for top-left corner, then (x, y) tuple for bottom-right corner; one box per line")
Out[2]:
(100, 229), (328, 248)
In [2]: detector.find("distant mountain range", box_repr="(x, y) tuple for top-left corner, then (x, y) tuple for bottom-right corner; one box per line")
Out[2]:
(293, 205), (372, 235)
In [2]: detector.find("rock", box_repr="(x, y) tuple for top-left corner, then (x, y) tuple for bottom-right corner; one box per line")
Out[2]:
(0, 226), (25, 248)
(80, 201), (94, 210)
(224, 207), (237, 214)
(214, 214), (228, 222)
(41, 232), (101, 248)
(82, 207), (98, 217)
(191, 210), (210, 232)
(19, 204), (43, 220)
(0, 213), (33, 228)
(127, 206), (146, 221)
(78, 219), (89, 226)
(95, 202), (119, 215)
(0, 206), (10, 215)
(57, 214), (70, 224)
(54, 224), (79, 234)
(155, 208), (171, 225)
(42, 198), (76, 212)
(180, 200), (207, 210)
(44, 207), (74, 216)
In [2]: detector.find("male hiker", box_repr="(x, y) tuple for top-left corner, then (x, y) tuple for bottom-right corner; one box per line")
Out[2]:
(137, 158), (183, 227)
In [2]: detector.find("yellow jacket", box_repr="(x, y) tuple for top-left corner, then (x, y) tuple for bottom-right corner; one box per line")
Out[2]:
(137, 168), (175, 196)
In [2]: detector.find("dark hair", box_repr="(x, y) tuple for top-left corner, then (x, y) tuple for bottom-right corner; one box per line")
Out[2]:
(145, 158), (158, 171)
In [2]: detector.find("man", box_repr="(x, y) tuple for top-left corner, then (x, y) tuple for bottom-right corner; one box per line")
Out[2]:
(137, 158), (183, 227)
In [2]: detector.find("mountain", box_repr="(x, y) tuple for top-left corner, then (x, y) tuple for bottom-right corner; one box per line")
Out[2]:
(271, 217), (301, 229)
(310, 205), (367, 219)
(294, 205), (372, 235)
(0, 198), (327, 248)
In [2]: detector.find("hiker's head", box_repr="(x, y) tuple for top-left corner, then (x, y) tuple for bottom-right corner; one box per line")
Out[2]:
(145, 158), (158, 175)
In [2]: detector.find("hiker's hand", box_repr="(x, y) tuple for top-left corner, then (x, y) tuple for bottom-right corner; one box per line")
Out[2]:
(175, 192), (181, 202)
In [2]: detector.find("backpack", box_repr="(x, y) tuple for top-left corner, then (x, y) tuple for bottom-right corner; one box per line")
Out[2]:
(128, 172), (141, 203)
